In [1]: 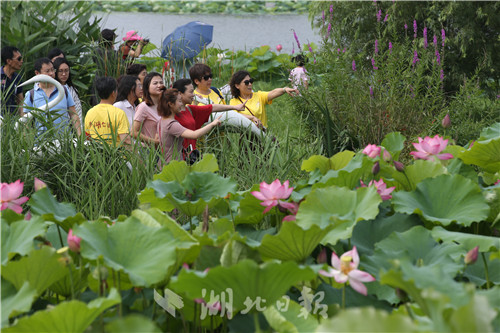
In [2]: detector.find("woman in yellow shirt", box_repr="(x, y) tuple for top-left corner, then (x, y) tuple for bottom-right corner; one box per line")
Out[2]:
(228, 70), (298, 129)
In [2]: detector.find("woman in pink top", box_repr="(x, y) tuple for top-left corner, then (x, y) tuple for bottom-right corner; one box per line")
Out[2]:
(132, 72), (164, 146)
(157, 89), (221, 166)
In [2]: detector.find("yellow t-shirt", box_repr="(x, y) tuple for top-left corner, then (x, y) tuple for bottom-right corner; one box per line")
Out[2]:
(229, 91), (272, 127)
(195, 89), (225, 105)
(85, 104), (130, 144)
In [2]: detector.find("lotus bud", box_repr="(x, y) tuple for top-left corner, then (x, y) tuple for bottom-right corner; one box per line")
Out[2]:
(67, 229), (81, 253)
(317, 247), (327, 264)
(276, 44), (283, 52)
(464, 246), (479, 265)
(372, 161), (380, 175)
(34, 177), (47, 191)
(393, 161), (405, 172)
(382, 149), (392, 162)
(441, 113), (451, 128)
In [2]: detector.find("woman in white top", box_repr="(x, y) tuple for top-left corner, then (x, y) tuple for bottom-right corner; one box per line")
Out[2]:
(53, 58), (83, 128)
(113, 75), (142, 128)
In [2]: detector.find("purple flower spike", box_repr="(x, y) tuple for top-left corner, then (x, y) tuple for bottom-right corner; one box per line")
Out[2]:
(371, 58), (378, 70)
(440, 69), (444, 81)
(330, 4), (333, 14)
(404, 23), (408, 30)
(370, 86), (374, 97)
(413, 20), (417, 39)
(352, 60), (356, 71)
(375, 39), (379, 54)
(435, 50), (441, 65)
(384, 14), (389, 22)
(293, 29), (301, 51)
(412, 50), (419, 65)
(423, 27), (428, 48)
(328, 23), (331, 33)
(433, 35), (438, 47)
(441, 29), (446, 47)
(308, 44), (313, 53)
(377, 10), (382, 22)
(389, 41), (393, 54)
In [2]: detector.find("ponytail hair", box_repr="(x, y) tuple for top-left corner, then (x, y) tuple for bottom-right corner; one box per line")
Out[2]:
(157, 88), (179, 117)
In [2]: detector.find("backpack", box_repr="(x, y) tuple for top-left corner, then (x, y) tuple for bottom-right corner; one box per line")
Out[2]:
(210, 86), (224, 102)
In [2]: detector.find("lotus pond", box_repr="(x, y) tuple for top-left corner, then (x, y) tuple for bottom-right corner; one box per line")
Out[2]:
(1, 122), (500, 332)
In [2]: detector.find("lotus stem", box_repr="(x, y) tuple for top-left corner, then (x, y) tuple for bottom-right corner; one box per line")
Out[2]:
(118, 273), (122, 316)
(481, 252), (492, 289)
(56, 225), (64, 248)
(67, 265), (75, 300)
(342, 284), (346, 310)
(253, 312), (261, 333)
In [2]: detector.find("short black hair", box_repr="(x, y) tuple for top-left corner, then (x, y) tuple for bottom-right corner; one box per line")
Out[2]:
(229, 70), (250, 99)
(116, 75), (139, 102)
(101, 28), (117, 48)
(34, 57), (52, 72)
(126, 63), (147, 76)
(48, 48), (65, 60)
(172, 78), (192, 94)
(95, 76), (117, 99)
(1, 46), (20, 65)
(292, 54), (306, 66)
(188, 63), (211, 84)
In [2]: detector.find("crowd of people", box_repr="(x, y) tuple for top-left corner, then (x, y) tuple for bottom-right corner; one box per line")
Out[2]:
(1, 28), (308, 168)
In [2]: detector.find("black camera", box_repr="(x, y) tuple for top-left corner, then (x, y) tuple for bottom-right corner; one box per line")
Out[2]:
(187, 149), (200, 165)
(143, 38), (150, 43)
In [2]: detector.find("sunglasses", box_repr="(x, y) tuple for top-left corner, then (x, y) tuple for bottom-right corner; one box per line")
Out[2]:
(243, 78), (254, 85)
(202, 74), (213, 81)
(13, 56), (22, 61)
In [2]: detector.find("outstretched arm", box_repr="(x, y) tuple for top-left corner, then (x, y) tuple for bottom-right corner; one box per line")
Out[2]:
(211, 100), (247, 112)
(181, 116), (222, 139)
(267, 87), (299, 101)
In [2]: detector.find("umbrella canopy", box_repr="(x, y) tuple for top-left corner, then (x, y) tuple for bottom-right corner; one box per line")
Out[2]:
(161, 21), (213, 61)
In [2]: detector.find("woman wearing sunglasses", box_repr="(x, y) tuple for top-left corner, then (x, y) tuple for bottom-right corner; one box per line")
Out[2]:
(228, 70), (298, 129)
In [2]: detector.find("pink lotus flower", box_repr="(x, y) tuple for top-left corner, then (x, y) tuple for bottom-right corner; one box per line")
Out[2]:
(319, 246), (375, 296)
(67, 229), (81, 253)
(410, 135), (453, 161)
(362, 144), (381, 158)
(252, 179), (294, 214)
(282, 202), (299, 222)
(276, 44), (282, 52)
(464, 246), (479, 265)
(0, 179), (29, 214)
(441, 114), (451, 128)
(360, 179), (395, 201)
(34, 177), (47, 191)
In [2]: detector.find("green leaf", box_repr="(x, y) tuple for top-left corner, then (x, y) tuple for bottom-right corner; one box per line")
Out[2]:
(28, 187), (78, 222)
(263, 300), (319, 333)
(3, 289), (120, 333)
(381, 132), (406, 159)
(392, 174), (490, 226)
(234, 188), (266, 225)
(104, 314), (161, 333)
(316, 307), (417, 332)
(431, 227), (500, 253)
(448, 292), (498, 333)
(295, 186), (380, 245)
(153, 160), (189, 183)
(316, 154), (373, 189)
(1, 281), (37, 327)
(479, 122), (500, 142)
(391, 159), (447, 191)
(171, 260), (315, 313)
(74, 219), (180, 287)
(258, 222), (335, 262)
(1, 217), (46, 265)
(459, 138), (500, 173)
(137, 188), (175, 212)
(301, 151), (355, 175)
(1, 246), (68, 296)
(191, 153), (219, 173)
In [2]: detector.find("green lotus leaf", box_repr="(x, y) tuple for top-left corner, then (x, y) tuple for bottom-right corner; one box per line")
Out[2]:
(1, 280), (37, 327)
(1, 217), (46, 265)
(351, 212), (422, 255)
(170, 260), (315, 313)
(258, 222), (335, 262)
(74, 219), (180, 287)
(381, 132), (406, 159)
(316, 154), (373, 189)
(431, 227), (500, 253)
(149, 172), (237, 217)
(234, 186), (266, 225)
(220, 239), (261, 267)
(316, 307), (417, 332)
(392, 174), (490, 226)
(27, 187), (78, 223)
(1, 246), (68, 296)
(446, 157), (478, 182)
(104, 314), (161, 333)
(3, 288), (120, 333)
(479, 122), (500, 142)
(137, 188), (175, 212)
(295, 186), (380, 245)
(0, 210), (25, 225)
(459, 138), (500, 173)
(301, 151), (355, 175)
(191, 153), (219, 173)
(49, 265), (89, 297)
(263, 300), (318, 333)
(463, 254), (500, 286)
(391, 159), (447, 191)
(448, 291), (498, 333)
(153, 159), (189, 183)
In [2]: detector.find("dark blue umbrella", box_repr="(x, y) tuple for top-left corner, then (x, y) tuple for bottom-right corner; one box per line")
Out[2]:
(161, 21), (213, 61)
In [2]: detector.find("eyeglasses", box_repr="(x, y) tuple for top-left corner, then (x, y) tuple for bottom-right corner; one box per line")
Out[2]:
(136, 84), (143, 88)
(202, 74), (213, 81)
(15, 56), (23, 61)
(58, 69), (70, 74)
(243, 78), (254, 85)
(41, 68), (55, 74)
